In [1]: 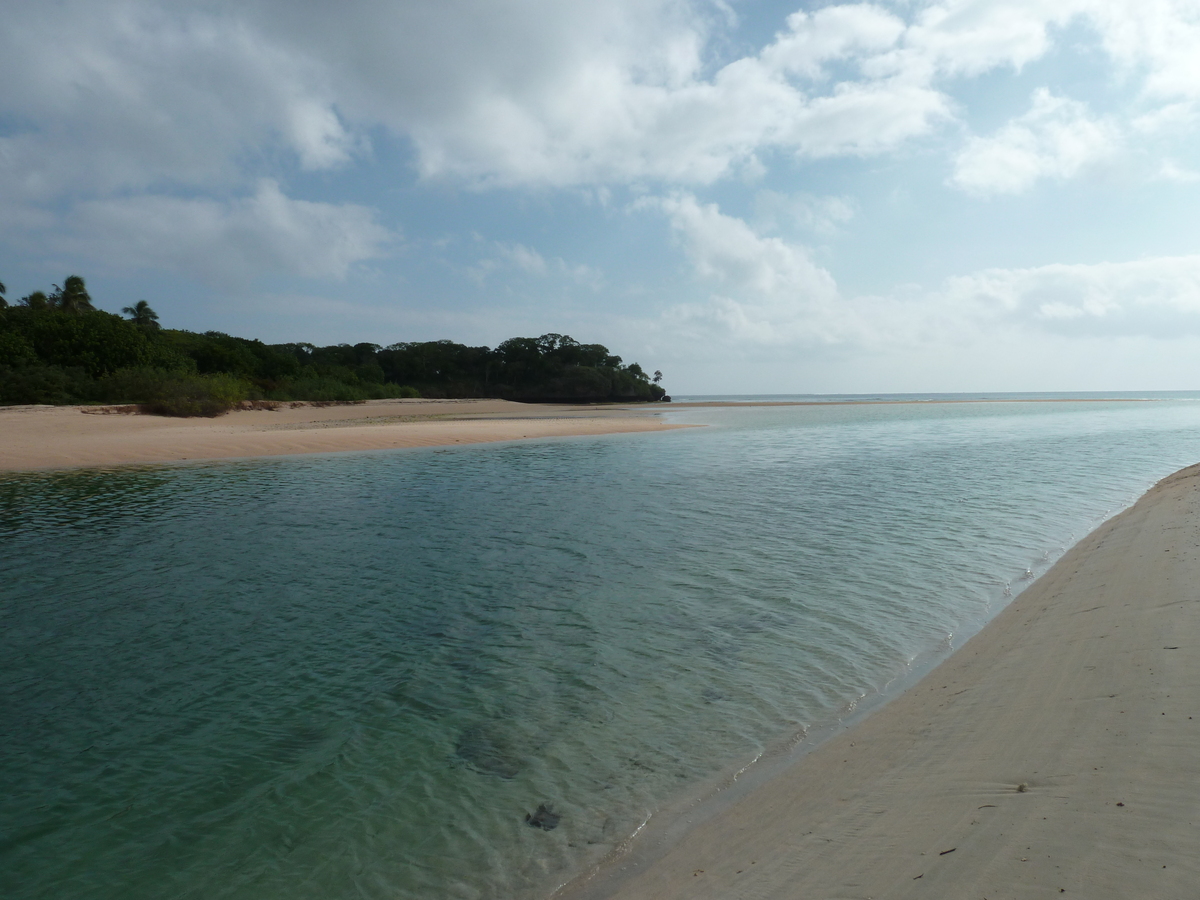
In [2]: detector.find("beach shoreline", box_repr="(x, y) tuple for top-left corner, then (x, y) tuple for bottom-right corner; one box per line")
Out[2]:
(0, 398), (691, 472)
(0, 396), (1168, 473)
(558, 462), (1200, 899)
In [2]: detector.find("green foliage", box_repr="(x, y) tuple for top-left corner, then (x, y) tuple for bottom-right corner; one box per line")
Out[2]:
(50, 275), (95, 313)
(374, 332), (665, 402)
(262, 377), (419, 402)
(1, 273), (666, 411)
(0, 364), (93, 404)
(122, 300), (160, 329)
(141, 373), (250, 417)
(1, 307), (155, 376)
(0, 330), (37, 367)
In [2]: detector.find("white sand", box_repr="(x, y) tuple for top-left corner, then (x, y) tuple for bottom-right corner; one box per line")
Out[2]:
(564, 463), (1200, 899)
(0, 399), (689, 471)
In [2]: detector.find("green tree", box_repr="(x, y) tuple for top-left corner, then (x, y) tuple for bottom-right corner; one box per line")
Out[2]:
(0, 280), (7, 309)
(19, 309), (154, 376)
(122, 300), (160, 329)
(49, 275), (94, 313)
(20, 291), (49, 310)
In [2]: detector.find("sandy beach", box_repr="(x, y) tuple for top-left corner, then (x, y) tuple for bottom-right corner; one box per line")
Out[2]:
(0, 399), (688, 471)
(565, 463), (1200, 899)
(0, 398), (1153, 473)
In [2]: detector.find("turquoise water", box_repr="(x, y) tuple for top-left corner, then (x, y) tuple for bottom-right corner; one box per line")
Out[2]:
(4, 398), (1200, 899)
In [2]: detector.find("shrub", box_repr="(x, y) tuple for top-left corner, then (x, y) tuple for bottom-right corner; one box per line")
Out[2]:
(0, 331), (37, 367)
(142, 373), (251, 417)
(0, 364), (92, 404)
(262, 378), (420, 402)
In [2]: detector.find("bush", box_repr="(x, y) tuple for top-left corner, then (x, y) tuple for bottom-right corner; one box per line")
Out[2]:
(262, 378), (420, 402)
(0, 364), (92, 404)
(90, 367), (179, 404)
(142, 373), (251, 417)
(0, 331), (37, 367)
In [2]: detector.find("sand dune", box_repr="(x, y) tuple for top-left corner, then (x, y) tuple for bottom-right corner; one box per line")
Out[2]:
(565, 463), (1200, 899)
(0, 399), (688, 472)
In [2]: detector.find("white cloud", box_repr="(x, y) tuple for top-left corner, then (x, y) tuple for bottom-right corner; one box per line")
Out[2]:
(1130, 101), (1199, 135)
(641, 191), (1200, 355)
(1085, 0), (1200, 101)
(0, 3), (356, 205)
(941, 254), (1200, 336)
(646, 194), (845, 344)
(885, 0), (1084, 79)
(6, 0), (1200, 203)
(50, 180), (393, 285)
(4, 0), (1200, 204)
(469, 241), (604, 290)
(352, 0), (1200, 189)
(760, 4), (907, 79)
(173, 0), (953, 189)
(754, 190), (856, 237)
(1157, 160), (1200, 183)
(950, 88), (1119, 195)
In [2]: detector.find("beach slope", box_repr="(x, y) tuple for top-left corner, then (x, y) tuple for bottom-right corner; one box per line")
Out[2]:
(572, 464), (1200, 899)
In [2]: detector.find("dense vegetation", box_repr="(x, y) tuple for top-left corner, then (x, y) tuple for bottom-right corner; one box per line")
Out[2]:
(0, 276), (668, 414)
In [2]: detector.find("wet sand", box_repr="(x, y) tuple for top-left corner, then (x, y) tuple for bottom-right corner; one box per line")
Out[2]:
(564, 463), (1200, 899)
(0, 399), (688, 471)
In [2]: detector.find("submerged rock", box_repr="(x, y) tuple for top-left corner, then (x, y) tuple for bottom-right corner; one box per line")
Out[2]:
(525, 803), (560, 831)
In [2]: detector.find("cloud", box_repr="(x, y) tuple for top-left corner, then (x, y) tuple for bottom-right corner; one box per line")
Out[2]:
(886, 0), (1082, 79)
(1086, 0), (1200, 101)
(468, 241), (603, 289)
(950, 88), (1119, 195)
(0, 3), (356, 205)
(359, 0), (1200, 189)
(358, 8), (947, 187)
(6, 0), (1200, 203)
(754, 190), (856, 237)
(646, 194), (845, 344)
(943, 253), (1200, 336)
(1157, 160), (1200, 183)
(641, 192), (1200, 355)
(49, 180), (393, 285)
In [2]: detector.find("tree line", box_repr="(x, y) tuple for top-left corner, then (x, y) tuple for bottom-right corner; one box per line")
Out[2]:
(0, 276), (668, 414)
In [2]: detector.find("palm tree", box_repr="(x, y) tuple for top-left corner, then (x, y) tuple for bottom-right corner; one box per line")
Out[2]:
(50, 275), (94, 313)
(0, 280), (7, 308)
(122, 300), (160, 329)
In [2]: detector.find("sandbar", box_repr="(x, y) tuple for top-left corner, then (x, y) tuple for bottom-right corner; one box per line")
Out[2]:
(0, 399), (689, 472)
(564, 463), (1200, 899)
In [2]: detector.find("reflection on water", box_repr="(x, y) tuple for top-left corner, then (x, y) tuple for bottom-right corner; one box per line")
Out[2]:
(4, 399), (1200, 899)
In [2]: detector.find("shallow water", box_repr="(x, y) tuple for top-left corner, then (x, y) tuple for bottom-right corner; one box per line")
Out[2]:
(4, 398), (1200, 899)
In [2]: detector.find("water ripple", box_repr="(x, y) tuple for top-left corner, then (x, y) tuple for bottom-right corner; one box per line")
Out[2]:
(4, 399), (1200, 899)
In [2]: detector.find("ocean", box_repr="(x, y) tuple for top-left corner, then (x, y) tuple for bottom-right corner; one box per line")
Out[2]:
(5, 396), (1200, 899)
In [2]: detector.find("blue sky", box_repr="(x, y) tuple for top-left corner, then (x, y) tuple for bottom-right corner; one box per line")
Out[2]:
(4, 0), (1200, 394)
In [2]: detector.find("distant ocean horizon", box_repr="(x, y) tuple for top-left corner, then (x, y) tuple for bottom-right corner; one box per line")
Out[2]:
(6, 396), (1200, 899)
(672, 390), (1200, 402)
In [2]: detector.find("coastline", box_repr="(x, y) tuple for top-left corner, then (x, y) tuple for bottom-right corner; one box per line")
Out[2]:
(0, 399), (690, 472)
(0, 396), (1163, 473)
(561, 462), (1200, 899)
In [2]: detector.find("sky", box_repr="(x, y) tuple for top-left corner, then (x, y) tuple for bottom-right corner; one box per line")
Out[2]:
(4, 0), (1200, 394)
